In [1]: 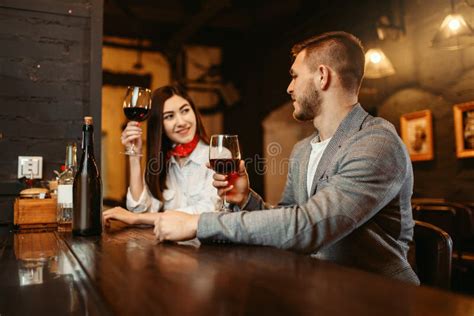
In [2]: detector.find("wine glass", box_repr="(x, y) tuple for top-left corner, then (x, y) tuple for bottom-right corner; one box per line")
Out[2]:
(209, 135), (241, 212)
(122, 86), (152, 156)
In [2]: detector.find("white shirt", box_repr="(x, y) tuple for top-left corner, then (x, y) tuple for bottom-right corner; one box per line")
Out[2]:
(306, 136), (331, 197)
(126, 141), (220, 214)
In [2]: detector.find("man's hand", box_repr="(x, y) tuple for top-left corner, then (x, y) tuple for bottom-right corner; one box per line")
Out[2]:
(103, 207), (139, 225)
(154, 211), (200, 242)
(210, 160), (250, 208)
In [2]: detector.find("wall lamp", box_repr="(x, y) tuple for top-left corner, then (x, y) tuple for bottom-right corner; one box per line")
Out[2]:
(432, 0), (474, 50)
(364, 7), (404, 79)
(364, 48), (396, 79)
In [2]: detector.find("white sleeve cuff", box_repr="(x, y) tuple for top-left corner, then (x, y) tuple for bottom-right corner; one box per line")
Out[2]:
(126, 186), (150, 213)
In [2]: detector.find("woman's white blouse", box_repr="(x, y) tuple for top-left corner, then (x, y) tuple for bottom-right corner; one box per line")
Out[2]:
(126, 141), (220, 214)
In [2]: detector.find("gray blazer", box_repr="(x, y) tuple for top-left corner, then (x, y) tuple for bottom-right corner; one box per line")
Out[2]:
(198, 104), (420, 284)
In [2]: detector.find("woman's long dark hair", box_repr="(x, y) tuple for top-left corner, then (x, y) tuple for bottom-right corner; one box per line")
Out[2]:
(145, 84), (209, 202)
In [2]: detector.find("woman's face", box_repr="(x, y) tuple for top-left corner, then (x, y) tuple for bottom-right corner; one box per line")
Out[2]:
(162, 94), (197, 144)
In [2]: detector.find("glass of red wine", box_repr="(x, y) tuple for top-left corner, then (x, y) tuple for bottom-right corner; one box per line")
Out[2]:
(122, 86), (152, 156)
(209, 135), (241, 212)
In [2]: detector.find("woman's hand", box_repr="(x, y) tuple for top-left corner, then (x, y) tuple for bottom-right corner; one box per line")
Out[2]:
(103, 207), (139, 225)
(121, 121), (143, 153)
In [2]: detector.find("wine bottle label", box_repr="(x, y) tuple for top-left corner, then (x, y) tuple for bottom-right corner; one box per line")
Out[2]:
(58, 184), (73, 204)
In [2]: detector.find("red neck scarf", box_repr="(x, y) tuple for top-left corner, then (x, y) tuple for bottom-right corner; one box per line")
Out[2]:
(167, 134), (200, 159)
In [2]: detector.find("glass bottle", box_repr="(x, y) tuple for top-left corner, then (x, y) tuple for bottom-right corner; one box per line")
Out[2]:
(73, 116), (102, 236)
(57, 143), (77, 231)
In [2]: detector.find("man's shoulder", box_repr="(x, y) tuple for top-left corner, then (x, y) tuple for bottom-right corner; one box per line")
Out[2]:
(359, 115), (400, 140)
(347, 115), (408, 161)
(363, 114), (395, 128)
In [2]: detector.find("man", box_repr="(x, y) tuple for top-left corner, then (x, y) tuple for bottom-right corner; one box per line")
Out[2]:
(153, 31), (419, 284)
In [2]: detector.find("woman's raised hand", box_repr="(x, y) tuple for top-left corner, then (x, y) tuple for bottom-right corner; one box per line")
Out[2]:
(121, 121), (143, 154)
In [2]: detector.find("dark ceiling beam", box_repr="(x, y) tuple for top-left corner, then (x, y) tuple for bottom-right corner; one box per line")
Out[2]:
(103, 17), (244, 47)
(112, 0), (138, 19)
(110, 0), (151, 40)
(254, 0), (382, 48)
(214, 0), (334, 52)
(164, 0), (231, 57)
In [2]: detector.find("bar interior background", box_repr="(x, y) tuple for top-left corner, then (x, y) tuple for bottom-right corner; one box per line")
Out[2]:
(1, 0), (474, 291)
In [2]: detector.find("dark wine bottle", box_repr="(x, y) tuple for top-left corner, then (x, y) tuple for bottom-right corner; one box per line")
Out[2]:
(73, 116), (102, 236)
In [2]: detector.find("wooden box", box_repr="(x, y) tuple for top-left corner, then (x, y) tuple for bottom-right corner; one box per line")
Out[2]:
(14, 198), (57, 230)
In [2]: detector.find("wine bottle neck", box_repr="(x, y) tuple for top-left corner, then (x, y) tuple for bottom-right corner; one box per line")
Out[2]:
(82, 124), (95, 152)
(65, 144), (77, 169)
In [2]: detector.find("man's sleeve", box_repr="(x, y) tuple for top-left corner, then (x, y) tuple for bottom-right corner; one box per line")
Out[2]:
(197, 127), (409, 253)
(238, 146), (299, 211)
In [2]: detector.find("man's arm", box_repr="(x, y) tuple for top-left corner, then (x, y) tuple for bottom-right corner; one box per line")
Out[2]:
(197, 127), (410, 253)
(235, 145), (300, 211)
(153, 144), (301, 241)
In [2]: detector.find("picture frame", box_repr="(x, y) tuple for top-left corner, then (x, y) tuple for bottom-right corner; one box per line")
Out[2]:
(400, 110), (434, 161)
(453, 101), (474, 159)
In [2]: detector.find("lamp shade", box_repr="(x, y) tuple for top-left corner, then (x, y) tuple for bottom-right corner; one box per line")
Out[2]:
(432, 14), (474, 50)
(364, 48), (395, 79)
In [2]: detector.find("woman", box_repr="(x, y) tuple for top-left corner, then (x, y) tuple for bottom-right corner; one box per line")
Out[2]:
(103, 84), (219, 225)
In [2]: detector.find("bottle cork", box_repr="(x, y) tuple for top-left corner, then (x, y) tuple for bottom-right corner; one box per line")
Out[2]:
(84, 116), (93, 125)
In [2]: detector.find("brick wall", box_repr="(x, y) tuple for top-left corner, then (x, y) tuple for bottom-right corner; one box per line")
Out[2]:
(0, 0), (103, 223)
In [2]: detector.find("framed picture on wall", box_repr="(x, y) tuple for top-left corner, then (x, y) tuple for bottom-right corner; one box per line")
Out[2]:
(453, 101), (474, 158)
(400, 110), (434, 161)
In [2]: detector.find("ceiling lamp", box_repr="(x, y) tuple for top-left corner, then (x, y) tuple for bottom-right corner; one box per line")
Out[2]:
(432, 1), (474, 50)
(364, 48), (396, 79)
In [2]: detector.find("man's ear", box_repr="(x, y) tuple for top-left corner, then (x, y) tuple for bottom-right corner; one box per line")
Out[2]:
(314, 65), (330, 90)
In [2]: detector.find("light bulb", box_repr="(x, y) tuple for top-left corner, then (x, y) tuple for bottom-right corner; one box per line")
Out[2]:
(448, 18), (461, 31)
(369, 52), (382, 64)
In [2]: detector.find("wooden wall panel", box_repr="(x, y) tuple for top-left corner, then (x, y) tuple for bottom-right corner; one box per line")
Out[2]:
(0, 0), (103, 223)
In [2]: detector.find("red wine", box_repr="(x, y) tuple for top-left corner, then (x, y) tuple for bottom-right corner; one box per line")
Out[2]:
(124, 107), (150, 121)
(73, 116), (102, 236)
(210, 159), (239, 174)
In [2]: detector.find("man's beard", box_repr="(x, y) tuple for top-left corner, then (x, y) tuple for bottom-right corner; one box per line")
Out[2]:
(293, 84), (321, 121)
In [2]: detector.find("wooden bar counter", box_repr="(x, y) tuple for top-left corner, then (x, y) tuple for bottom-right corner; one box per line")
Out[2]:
(1, 222), (474, 315)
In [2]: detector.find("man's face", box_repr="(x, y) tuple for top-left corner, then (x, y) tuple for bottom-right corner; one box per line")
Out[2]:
(287, 50), (322, 121)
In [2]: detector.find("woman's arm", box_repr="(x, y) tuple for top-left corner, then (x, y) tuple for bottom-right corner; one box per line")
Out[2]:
(121, 121), (144, 201)
(103, 207), (160, 225)
(129, 156), (144, 201)
(126, 184), (162, 213)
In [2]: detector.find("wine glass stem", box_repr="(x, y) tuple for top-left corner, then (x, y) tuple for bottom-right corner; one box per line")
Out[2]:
(223, 192), (230, 211)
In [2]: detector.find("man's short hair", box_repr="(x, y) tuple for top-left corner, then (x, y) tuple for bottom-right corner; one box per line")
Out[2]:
(291, 31), (365, 94)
